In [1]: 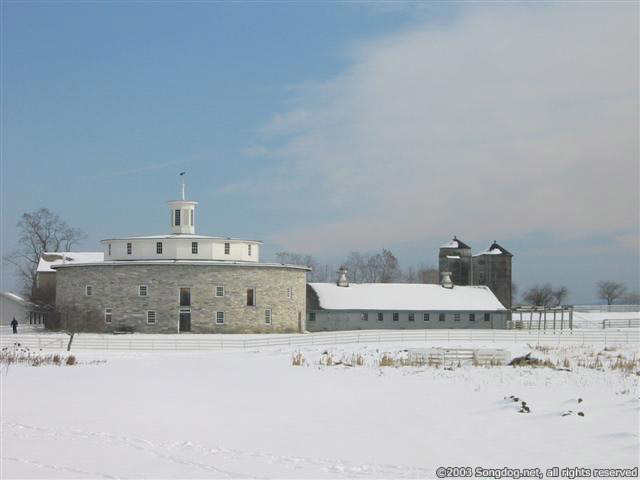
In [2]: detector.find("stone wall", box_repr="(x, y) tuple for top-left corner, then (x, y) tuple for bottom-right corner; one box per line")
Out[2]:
(55, 263), (307, 333)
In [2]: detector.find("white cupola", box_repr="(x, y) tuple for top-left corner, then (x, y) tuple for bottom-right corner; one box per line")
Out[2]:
(167, 178), (198, 235)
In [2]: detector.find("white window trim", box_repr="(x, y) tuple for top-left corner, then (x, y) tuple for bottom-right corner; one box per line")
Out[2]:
(192, 242), (198, 254)
(127, 242), (132, 255)
(224, 242), (231, 255)
(138, 285), (148, 297)
(104, 308), (112, 324)
(265, 309), (272, 325)
(287, 287), (292, 299)
(215, 286), (225, 297)
(215, 311), (225, 325)
(85, 285), (93, 296)
(146, 310), (157, 324)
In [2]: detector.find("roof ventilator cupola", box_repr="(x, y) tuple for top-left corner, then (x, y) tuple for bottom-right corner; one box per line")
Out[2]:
(440, 271), (454, 289)
(337, 267), (349, 287)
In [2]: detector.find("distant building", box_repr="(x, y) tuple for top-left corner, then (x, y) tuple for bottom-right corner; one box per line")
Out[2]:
(438, 236), (472, 286)
(37, 252), (105, 299)
(472, 242), (513, 310)
(0, 292), (46, 327)
(306, 269), (508, 331)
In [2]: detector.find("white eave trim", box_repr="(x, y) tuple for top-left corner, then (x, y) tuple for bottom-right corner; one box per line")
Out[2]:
(51, 260), (311, 271)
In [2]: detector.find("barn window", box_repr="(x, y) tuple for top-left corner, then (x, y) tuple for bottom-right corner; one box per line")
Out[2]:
(179, 288), (191, 306)
(439, 313), (445, 322)
(393, 312), (399, 322)
(216, 311), (225, 324)
(423, 313), (430, 322)
(147, 311), (156, 324)
(377, 312), (383, 321)
(484, 313), (491, 322)
(139, 285), (148, 297)
(309, 312), (316, 321)
(104, 308), (112, 323)
(224, 242), (230, 255)
(108, 243), (111, 256)
(408, 313), (415, 322)
(192, 242), (198, 254)
(248, 244), (252, 256)
(287, 287), (292, 298)
(469, 313), (475, 322)
(85, 285), (93, 296)
(156, 242), (163, 254)
(215, 286), (225, 297)
(247, 288), (256, 306)
(265, 309), (272, 325)
(454, 313), (460, 321)
(127, 242), (132, 255)
(190, 209), (194, 226)
(175, 209), (181, 226)
(362, 312), (368, 321)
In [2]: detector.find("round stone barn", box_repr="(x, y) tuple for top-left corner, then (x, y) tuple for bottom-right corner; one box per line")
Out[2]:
(53, 189), (308, 334)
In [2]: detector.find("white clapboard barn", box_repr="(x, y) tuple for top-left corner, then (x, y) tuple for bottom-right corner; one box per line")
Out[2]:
(306, 269), (508, 331)
(0, 292), (47, 328)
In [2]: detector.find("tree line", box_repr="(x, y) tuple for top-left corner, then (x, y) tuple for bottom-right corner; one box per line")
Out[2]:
(4, 207), (639, 309)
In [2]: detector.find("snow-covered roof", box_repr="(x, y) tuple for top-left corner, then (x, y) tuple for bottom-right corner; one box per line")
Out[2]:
(37, 252), (105, 273)
(101, 234), (263, 243)
(473, 242), (513, 257)
(0, 291), (28, 304)
(440, 236), (471, 249)
(308, 283), (507, 311)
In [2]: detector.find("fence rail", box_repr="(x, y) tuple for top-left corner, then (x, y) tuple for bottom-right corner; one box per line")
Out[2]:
(1, 328), (638, 352)
(602, 319), (640, 329)
(573, 305), (640, 313)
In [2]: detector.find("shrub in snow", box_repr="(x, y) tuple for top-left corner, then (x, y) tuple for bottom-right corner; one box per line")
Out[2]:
(291, 352), (305, 366)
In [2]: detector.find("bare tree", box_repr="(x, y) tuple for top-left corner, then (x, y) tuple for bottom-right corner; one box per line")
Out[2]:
(52, 303), (103, 351)
(343, 249), (401, 283)
(3, 208), (86, 301)
(523, 284), (568, 307)
(274, 252), (332, 282)
(417, 265), (439, 284)
(597, 281), (627, 305)
(620, 291), (640, 305)
(552, 286), (569, 306)
(523, 284), (555, 307)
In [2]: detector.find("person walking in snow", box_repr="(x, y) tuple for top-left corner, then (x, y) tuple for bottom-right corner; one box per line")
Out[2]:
(10, 317), (18, 334)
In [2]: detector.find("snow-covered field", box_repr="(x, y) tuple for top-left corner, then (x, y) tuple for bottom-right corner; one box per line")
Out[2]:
(1, 339), (638, 479)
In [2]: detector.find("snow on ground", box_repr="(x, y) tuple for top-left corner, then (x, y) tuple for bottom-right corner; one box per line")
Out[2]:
(1, 339), (638, 479)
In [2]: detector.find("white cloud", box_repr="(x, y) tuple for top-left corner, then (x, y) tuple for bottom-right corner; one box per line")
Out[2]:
(256, 4), (639, 254)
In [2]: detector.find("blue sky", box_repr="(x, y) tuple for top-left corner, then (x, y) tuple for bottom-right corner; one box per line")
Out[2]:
(1, 2), (638, 303)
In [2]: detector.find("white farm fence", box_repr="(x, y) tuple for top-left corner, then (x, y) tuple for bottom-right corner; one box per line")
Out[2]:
(1, 329), (638, 352)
